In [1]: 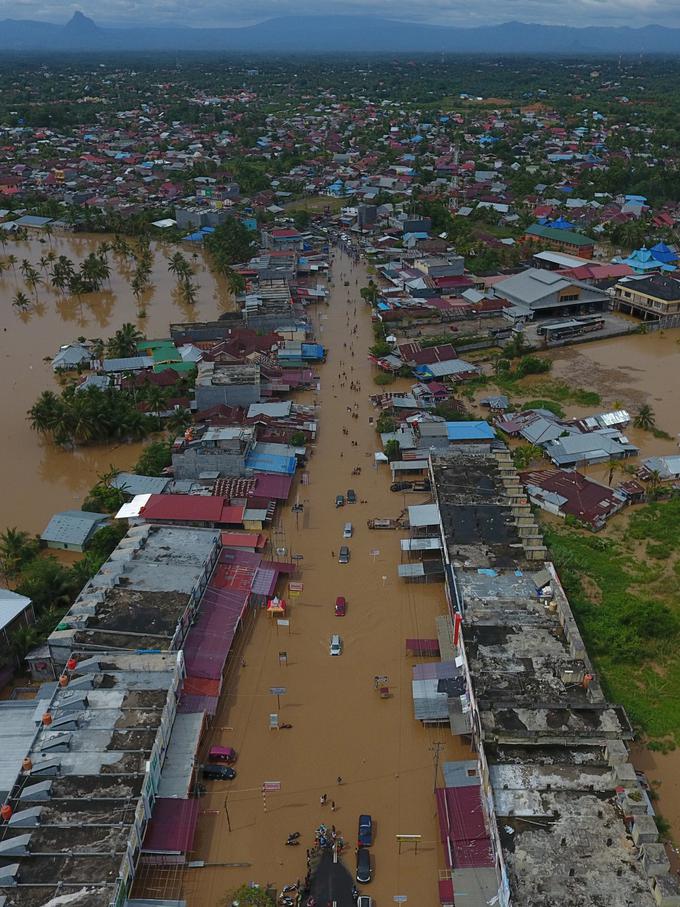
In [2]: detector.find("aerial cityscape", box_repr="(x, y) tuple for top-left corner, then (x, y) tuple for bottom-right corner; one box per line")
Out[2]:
(0, 9), (680, 907)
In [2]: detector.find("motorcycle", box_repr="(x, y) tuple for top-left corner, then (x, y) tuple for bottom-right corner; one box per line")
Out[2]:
(285, 839), (300, 846)
(279, 722), (293, 729)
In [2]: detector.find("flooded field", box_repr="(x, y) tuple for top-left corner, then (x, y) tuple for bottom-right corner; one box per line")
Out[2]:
(550, 330), (680, 458)
(153, 250), (462, 906)
(0, 231), (233, 534)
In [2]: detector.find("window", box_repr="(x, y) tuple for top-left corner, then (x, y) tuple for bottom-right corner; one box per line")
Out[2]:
(560, 293), (579, 303)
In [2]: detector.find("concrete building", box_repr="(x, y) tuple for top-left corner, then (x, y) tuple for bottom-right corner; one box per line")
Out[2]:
(493, 268), (609, 318)
(172, 426), (255, 480)
(0, 651), (184, 907)
(612, 274), (680, 320)
(47, 524), (219, 668)
(427, 447), (677, 907)
(194, 361), (262, 409)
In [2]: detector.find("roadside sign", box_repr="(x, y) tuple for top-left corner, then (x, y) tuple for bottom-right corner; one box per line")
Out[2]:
(291, 554), (304, 561)
(270, 687), (287, 695)
(370, 549), (380, 557)
(393, 898), (408, 904)
(262, 781), (281, 791)
(289, 581), (304, 593)
(277, 619), (290, 627)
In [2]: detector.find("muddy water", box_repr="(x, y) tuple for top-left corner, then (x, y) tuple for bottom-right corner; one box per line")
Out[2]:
(0, 232), (233, 534)
(178, 250), (463, 907)
(549, 331), (680, 458)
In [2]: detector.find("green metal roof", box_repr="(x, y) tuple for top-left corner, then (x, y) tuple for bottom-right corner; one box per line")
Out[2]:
(525, 224), (594, 247)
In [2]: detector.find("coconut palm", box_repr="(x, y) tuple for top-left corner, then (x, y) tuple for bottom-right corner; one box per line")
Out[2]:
(24, 267), (42, 303)
(633, 404), (656, 431)
(180, 280), (199, 307)
(225, 267), (246, 296)
(107, 323), (144, 359)
(0, 527), (38, 580)
(28, 389), (63, 434)
(6, 254), (17, 276)
(12, 290), (31, 310)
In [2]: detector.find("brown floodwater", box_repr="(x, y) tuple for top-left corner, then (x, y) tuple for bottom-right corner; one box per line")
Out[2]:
(140, 249), (465, 907)
(549, 331), (680, 459)
(0, 231), (234, 535)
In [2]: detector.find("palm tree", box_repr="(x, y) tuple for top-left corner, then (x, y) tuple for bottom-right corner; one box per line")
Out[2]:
(634, 404), (656, 431)
(12, 290), (31, 311)
(6, 253), (17, 276)
(28, 389), (63, 434)
(225, 267), (246, 296)
(107, 323), (144, 359)
(0, 527), (37, 580)
(166, 407), (192, 434)
(24, 268), (42, 303)
(180, 280), (199, 307)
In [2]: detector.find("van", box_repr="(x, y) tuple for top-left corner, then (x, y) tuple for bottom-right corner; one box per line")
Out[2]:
(339, 546), (350, 564)
(330, 634), (343, 656)
(343, 522), (353, 539)
(208, 746), (237, 764)
(202, 763), (236, 781)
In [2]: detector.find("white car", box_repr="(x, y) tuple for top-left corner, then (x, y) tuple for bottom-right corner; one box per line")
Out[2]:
(343, 522), (353, 539)
(330, 634), (343, 656)
(357, 898), (372, 907)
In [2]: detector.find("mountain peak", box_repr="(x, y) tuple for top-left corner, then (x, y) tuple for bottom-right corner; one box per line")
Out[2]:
(65, 11), (99, 32)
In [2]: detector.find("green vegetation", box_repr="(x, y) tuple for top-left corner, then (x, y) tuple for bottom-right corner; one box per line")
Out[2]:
(204, 218), (257, 274)
(225, 884), (276, 907)
(511, 444), (544, 469)
(376, 413), (397, 434)
(0, 520), (128, 672)
(373, 371), (396, 386)
(29, 385), (151, 446)
(545, 498), (680, 742)
(520, 399), (566, 418)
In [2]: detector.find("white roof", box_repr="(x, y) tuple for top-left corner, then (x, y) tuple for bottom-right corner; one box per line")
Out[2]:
(115, 494), (152, 520)
(0, 589), (32, 632)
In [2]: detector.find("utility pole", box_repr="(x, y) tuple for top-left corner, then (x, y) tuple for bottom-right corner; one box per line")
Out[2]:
(430, 741), (444, 792)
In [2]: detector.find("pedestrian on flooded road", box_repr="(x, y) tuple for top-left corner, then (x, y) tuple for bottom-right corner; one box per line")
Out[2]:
(320, 793), (327, 805)
(331, 800), (336, 811)
(331, 551), (335, 559)
(337, 775), (343, 784)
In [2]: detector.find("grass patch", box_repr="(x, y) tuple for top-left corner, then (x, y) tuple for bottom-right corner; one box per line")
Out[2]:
(520, 399), (566, 418)
(545, 498), (680, 742)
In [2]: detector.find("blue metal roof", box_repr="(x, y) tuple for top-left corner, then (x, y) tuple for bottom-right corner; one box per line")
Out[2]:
(245, 453), (297, 475)
(445, 421), (496, 441)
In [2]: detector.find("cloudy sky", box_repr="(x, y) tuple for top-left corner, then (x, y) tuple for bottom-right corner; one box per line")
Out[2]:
(2, 0), (675, 29)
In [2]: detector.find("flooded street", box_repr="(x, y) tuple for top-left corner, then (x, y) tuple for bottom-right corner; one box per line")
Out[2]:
(178, 250), (462, 906)
(0, 232), (233, 534)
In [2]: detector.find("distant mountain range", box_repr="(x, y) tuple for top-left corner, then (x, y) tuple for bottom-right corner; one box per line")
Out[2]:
(1, 12), (680, 54)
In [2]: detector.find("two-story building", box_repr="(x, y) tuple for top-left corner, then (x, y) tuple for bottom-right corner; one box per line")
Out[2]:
(611, 274), (680, 321)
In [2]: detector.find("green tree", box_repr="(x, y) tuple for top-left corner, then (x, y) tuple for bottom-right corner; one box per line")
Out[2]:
(384, 439), (401, 462)
(634, 404), (656, 431)
(0, 528), (38, 580)
(107, 323), (144, 359)
(204, 219), (256, 274)
(135, 440), (172, 476)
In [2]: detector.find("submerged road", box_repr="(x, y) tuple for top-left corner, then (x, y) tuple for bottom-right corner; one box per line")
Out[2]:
(177, 247), (470, 906)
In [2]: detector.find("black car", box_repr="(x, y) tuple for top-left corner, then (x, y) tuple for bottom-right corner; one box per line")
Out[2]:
(356, 847), (372, 884)
(202, 764), (236, 781)
(347, 488), (357, 503)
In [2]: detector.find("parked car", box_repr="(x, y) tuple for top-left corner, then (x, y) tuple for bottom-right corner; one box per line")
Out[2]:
(343, 522), (353, 538)
(202, 764), (236, 781)
(335, 494), (345, 508)
(357, 897), (372, 907)
(358, 814), (373, 847)
(347, 488), (357, 503)
(208, 746), (237, 764)
(390, 481), (413, 492)
(356, 847), (372, 884)
(335, 595), (347, 617)
(330, 634), (343, 656)
(339, 545), (350, 564)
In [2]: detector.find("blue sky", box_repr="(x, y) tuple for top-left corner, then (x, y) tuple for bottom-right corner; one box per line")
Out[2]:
(2, 0), (674, 29)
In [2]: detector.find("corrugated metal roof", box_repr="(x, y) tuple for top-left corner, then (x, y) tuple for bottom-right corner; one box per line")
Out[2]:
(157, 712), (203, 799)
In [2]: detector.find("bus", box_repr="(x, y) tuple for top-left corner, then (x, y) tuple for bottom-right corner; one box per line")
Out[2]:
(537, 314), (605, 341)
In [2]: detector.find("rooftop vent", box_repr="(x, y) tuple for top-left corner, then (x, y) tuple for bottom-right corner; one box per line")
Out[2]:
(8, 807), (42, 828)
(20, 781), (52, 801)
(0, 835), (31, 858)
(0, 864), (19, 888)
